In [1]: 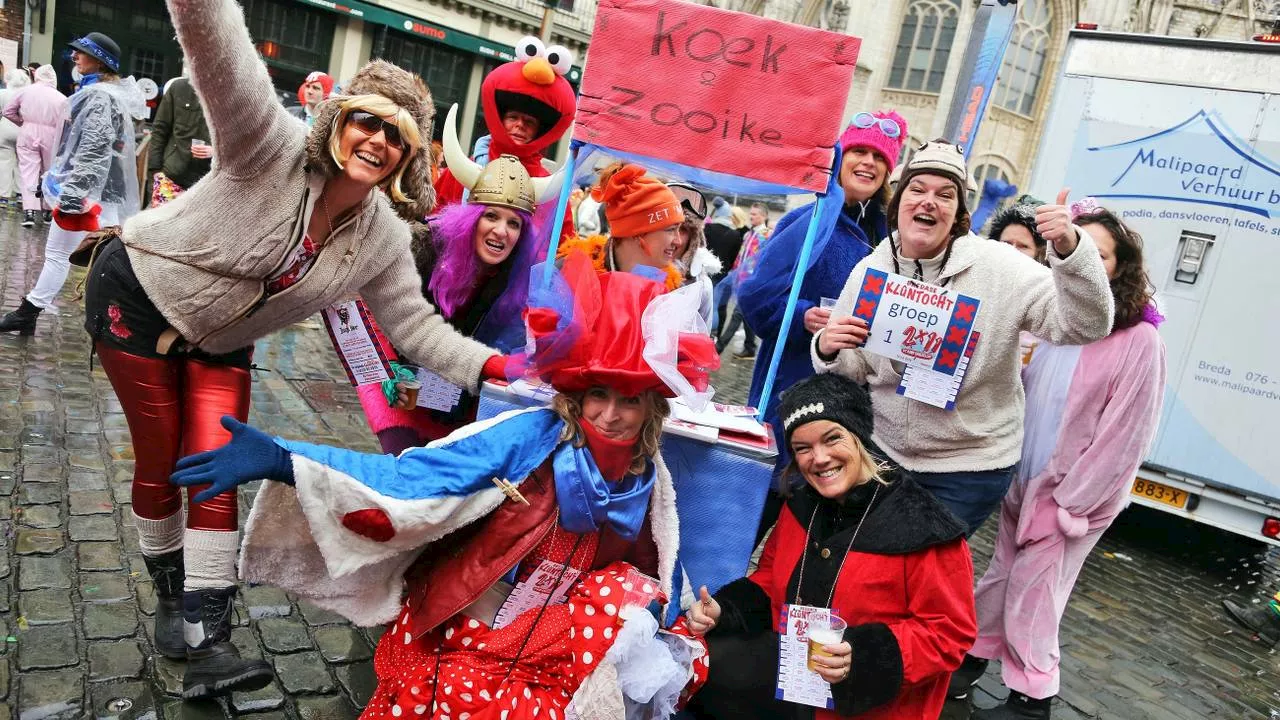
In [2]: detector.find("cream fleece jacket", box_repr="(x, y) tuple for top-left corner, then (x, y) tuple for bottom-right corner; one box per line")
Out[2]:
(812, 229), (1113, 473)
(120, 0), (495, 392)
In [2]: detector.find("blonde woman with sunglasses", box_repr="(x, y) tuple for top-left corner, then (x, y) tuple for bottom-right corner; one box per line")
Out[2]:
(79, 0), (506, 700)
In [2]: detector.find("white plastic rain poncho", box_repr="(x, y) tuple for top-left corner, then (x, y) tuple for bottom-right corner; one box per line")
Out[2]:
(42, 77), (146, 218)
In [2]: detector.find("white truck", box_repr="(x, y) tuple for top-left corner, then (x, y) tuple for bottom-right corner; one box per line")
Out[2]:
(1028, 29), (1280, 543)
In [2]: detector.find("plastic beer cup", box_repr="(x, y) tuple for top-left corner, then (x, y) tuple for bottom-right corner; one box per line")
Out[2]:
(397, 379), (422, 407)
(806, 614), (847, 671)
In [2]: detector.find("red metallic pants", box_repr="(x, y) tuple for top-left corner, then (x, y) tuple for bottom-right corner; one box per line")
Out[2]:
(96, 343), (250, 531)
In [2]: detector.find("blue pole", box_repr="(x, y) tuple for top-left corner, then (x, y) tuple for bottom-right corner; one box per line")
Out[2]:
(541, 142), (582, 289)
(754, 190), (830, 424)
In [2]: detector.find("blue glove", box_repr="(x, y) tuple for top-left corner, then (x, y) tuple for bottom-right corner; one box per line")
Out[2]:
(170, 416), (295, 503)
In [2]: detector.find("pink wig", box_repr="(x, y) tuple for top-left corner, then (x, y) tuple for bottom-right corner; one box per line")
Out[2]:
(428, 202), (540, 344)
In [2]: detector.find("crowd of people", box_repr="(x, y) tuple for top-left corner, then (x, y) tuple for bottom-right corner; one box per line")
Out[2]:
(0, 0), (1174, 718)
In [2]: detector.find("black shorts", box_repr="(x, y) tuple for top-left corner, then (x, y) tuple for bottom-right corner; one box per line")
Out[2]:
(83, 237), (252, 369)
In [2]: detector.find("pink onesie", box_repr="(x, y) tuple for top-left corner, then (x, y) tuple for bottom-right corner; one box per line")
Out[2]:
(971, 320), (1166, 699)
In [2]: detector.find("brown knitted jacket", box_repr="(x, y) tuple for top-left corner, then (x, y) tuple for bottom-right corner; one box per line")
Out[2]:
(120, 0), (495, 391)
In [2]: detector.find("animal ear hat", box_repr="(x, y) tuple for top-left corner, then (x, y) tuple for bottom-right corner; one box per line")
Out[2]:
(306, 60), (437, 218)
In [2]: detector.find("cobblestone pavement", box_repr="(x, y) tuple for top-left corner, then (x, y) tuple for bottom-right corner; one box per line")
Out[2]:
(1, 216), (1278, 720)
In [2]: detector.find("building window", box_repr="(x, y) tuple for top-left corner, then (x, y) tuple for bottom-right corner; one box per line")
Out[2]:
(887, 0), (960, 93)
(992, 0), (1051, 116)
(969, 162), (1012, 207)
(131, 49), (166, 84)
(375, 30), (473, 142)
(241, 0), (335, 74)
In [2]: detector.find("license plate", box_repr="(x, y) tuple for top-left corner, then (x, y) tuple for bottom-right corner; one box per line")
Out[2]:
(1131, 478), (1189, 509)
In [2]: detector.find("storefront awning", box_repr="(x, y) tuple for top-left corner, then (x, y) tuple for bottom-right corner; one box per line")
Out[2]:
(296, 0), (582, 81)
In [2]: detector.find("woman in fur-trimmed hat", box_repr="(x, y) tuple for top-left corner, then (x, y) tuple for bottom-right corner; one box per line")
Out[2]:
(77, 0), (507, 700)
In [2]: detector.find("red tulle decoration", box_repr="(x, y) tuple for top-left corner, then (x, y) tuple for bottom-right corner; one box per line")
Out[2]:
(523, 251), (719, 398)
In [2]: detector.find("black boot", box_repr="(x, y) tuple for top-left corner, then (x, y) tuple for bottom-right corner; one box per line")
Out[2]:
(182, 587), (273, 698)
(142, 551), (186, 660)
(973, 690), (1053, 720)
(0, 299), (41, 336)
(947, 654), (990, 699)
(1223, 598), (1280, 645)
(42, 210), (52, 224)
(21, 210), (35, 227)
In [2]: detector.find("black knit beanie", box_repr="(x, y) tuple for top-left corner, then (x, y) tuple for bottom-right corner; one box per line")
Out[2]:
(777, 373), (874, 450)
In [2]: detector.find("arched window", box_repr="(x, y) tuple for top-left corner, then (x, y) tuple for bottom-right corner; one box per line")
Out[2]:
(992, 0), (1052, 116)
(887, 0), (961, 93)
(969, 162), (1012, 206)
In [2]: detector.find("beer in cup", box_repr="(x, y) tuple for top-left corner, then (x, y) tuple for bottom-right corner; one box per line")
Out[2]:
(806, 614), (847, 671)
(397, 379), (422, 407)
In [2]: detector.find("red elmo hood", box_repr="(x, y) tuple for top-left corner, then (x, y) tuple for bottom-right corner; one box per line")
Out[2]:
(481, 59), (577, 172)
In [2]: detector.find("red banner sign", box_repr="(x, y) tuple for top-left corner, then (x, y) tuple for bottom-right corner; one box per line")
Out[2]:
(575, 0), (860, 192)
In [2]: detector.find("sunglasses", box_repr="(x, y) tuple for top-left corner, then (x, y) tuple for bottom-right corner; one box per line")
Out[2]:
(347, 110), (406, 150)
(668, 182), (707, 220)
(851, 111), (902, 139)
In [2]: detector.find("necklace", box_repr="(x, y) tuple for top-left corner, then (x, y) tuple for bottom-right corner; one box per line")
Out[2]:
(792, 483), (879, 608)
(318, 192), (335, 244)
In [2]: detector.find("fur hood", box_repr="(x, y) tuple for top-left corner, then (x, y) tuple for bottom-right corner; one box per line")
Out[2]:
(305, 60), (437, 219)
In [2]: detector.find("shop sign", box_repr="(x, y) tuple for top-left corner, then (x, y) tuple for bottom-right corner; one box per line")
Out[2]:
(575, 0), (859, 192)
(295, 0), (581, 80)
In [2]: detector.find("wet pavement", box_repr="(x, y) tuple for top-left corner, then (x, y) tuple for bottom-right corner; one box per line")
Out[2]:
(0, 212), (1277, 719)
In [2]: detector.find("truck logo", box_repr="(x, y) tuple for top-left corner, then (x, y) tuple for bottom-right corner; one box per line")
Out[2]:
(1085, 110), (1280, 219)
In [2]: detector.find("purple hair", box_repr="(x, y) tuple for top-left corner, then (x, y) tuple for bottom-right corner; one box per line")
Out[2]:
(427, 202), (540, 342)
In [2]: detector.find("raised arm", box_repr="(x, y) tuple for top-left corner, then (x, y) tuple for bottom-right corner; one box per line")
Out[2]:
(165, 0), (295, 176)
(172, 409), (566, 574)
(1014, 225), (1114, 345)
(737, 205), (812, 341)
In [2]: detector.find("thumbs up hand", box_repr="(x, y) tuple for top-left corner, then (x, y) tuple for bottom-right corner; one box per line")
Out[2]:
(1035, 188), (1079, 258)
(685, 585), (721, 636)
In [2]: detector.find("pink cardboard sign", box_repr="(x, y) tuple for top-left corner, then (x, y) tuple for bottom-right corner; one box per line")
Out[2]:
(575, 0), (860, 192)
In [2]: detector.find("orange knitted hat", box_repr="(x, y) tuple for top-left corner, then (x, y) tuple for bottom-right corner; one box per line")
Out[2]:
(592, 164), (684, 238)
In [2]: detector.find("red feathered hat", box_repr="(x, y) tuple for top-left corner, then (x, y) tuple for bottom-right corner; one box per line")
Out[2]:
(523, 252), (719, 399)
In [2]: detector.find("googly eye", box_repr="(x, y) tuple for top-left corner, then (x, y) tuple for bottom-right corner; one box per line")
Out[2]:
(545, 45), (575, 75)
(515, 36), (545, 62)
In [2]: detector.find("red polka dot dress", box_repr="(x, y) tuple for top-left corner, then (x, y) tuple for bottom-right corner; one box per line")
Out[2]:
(363, 525), (705, 720)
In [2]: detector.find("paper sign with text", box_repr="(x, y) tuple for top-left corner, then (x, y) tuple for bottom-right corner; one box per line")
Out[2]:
(775, 604), (836, 709)
(576, 0), (859, 192)
(851, 269), (981, 375)
(322, 300), (394, 386)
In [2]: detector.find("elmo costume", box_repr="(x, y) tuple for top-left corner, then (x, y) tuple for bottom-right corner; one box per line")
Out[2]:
(434, 37), (577, 234)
